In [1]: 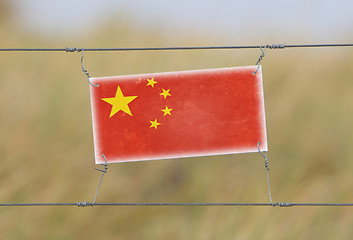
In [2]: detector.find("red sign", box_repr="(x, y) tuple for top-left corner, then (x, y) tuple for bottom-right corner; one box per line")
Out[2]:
(90, 66), (267, 164)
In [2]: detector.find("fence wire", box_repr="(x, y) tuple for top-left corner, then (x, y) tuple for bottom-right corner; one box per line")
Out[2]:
(0, 43), (352, 52)
(1, 202), (353, 207)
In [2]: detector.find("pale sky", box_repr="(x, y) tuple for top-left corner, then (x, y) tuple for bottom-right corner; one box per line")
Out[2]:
(11, 0), (353, 42)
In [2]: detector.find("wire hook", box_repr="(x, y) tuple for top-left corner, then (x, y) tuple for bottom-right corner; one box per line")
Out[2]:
(252, 45), (267, 75)
(257, 142), (268, 162)
(81, 49), (99, 87)
(257, 142), (274, 205)
(92, 154), (108, 205)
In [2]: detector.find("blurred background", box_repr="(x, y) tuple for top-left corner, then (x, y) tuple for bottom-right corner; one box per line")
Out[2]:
(1, 0), (353, 239)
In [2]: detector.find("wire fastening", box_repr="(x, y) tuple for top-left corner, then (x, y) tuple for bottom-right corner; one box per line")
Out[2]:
(265, 44), (286, 49)
(65, 47), (82, 53)
(76, 202), (92, 207)
(80, 49), (99, 87)
(252, 46), (267, 75)
(257, 142), (274, 206)
(92, 154), (108, 206)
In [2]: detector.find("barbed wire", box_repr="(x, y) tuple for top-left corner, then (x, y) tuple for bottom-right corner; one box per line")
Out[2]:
(0, 43), (352, 52)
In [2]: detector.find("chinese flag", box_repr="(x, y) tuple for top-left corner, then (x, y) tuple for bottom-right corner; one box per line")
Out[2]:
(90, 66), (267, 164)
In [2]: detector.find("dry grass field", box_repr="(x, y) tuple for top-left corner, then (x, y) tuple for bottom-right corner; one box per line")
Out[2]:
(1, 11), (353, 240)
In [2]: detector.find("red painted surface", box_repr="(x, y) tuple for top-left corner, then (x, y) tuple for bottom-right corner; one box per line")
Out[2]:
(90, 66), (267, 164)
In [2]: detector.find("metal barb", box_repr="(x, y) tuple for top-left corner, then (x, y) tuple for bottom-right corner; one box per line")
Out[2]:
(76, 202), (92, 207)
(65, 47), (82, 52)
(276, 202), (294, 207)
(257, 142), (273, 205)
(270, 202), (294, 207)
(266, 43), (286, 49)
(80, 49), (99, 87)
(92, 154), (109, 206)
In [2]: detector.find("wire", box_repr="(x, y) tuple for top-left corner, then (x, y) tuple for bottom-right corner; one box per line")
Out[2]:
(0, 203), (77, 206)
(94, 203), (353, 207)
(0, 43), (353, 52)
(0, 202), (353, 207)
(92, 155), (108, 205)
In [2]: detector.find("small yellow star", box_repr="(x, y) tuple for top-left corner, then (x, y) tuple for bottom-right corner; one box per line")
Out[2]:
(161, 106), (172, 116)
(150, 119), (161, 129)
(160, 88), (171, 99)
(146, 77), (158, 88)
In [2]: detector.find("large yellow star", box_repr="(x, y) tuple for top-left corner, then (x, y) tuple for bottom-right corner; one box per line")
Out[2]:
(160, 88), (171, 99)
(101, 86), (137, 118)
(150, 119), (161, 129)
(161, 106), (172, 116)
(146, 77), (158, 88)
